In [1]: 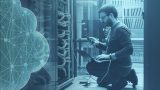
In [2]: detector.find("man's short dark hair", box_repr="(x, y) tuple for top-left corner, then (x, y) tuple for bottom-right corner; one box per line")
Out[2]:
(98, 5), (118, 18)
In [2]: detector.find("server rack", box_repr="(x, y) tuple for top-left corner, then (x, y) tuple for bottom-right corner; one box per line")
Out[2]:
(20, 0), (75, 90)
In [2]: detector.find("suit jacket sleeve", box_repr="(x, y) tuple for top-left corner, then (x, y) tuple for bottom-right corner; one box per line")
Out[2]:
(95, 42), (107, 50)
(115, 28), (133, 59)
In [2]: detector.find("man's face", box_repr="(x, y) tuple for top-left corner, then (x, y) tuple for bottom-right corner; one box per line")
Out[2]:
(99, 12), (112, 27)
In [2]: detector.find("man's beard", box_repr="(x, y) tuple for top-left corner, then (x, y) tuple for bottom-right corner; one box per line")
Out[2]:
(102, 20), (112, 27)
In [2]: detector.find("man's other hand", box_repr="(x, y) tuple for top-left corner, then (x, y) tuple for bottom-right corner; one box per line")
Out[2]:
(88, 37), (99, 46)
(95, 54), (110, 61)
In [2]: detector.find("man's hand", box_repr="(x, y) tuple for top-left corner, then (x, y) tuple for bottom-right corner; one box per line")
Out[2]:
(95, 54), (110, 62)
(88, 37), (99, 46)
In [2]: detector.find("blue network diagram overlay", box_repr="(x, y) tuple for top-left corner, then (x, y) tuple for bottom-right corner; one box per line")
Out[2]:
(0, 0), (50, 90)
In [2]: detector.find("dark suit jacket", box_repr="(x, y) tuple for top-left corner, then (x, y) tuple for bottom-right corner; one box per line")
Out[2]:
(96, 22), (133, 67)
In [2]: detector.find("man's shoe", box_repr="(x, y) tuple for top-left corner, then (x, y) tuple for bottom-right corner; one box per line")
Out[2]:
(126, 69), (138, 88)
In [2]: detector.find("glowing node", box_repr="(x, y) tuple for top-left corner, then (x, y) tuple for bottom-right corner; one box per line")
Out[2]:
(4, 38), (8, 42)
(26, 32), (30, 36)
(24, 63), (28, 67)
(23, 10), (27, 14)
(10, 64), (14, 69)
(19, 56), (23, 58)
(12, 19), (15, 22)
(40, 60), (44, 64)
(12, 1), (16, 4)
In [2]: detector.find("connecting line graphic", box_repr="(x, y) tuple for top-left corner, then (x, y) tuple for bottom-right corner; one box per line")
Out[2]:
(0, 0), (50, 90)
